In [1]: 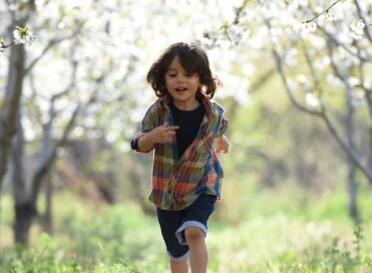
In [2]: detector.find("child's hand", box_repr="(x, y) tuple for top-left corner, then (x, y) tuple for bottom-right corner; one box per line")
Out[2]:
(214, 135), (230, 154)
(148, 124), (179, 144)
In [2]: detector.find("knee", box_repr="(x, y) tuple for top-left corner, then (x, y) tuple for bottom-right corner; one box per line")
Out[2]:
(185, 227), (204, 242)
(170, 259), (187, 265)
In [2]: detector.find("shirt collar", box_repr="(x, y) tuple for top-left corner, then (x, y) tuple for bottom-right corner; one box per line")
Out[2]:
(158, 93), (215, 121)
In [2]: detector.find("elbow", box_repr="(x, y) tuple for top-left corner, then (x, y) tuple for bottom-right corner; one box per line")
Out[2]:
(136, 147), (153, 154)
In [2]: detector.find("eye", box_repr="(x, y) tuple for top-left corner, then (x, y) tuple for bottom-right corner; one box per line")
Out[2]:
(185, 73), (194, 77)
(168, 73), (177, 78)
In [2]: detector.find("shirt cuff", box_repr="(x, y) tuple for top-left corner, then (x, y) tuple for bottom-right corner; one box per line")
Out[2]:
(216, 117), (228, 137)
(131, 131), (146, 152)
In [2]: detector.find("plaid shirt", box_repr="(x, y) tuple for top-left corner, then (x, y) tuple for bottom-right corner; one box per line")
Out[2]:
(132, 94), (228, 210)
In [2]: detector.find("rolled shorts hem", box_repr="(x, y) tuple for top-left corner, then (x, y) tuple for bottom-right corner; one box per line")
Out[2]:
(168, 250), (190, 261)
(175, 220), (208, 245)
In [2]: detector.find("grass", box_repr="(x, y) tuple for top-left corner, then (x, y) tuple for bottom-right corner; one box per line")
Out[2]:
(0, 185), (371, 273)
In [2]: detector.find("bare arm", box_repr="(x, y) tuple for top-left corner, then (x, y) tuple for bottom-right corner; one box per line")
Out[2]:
(136, 124), (179, 153)
(214, 134), (230, 154)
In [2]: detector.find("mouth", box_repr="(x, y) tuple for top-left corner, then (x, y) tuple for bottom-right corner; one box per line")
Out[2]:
(175, 87), (188, 93)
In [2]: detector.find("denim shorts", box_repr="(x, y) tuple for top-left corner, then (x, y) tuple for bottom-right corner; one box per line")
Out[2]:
(156, 193), (217, 261)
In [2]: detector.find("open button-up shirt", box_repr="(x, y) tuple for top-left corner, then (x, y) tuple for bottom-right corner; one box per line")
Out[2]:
(132, 94), (228, 210)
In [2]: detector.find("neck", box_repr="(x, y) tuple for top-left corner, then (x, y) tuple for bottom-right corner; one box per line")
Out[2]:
(173, 98), (199, 111)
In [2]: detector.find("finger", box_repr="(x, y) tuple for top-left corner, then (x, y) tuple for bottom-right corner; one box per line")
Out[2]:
(161, 132), (176, 142)
(216, 148), (227, 154)
(163, 135), (174, 143)
(165, 129), (177, 134)
(165, 131), (177, 136)
(164, 126), (179, 131)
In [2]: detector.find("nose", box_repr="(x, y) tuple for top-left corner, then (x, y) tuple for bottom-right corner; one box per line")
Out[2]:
(176, 74), (186, 83)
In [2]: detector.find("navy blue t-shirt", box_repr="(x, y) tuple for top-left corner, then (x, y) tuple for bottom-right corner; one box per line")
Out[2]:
(170, 99), (205, 159)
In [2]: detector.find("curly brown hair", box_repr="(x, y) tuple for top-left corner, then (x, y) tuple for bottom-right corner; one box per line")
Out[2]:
(147, 42), (222, 99)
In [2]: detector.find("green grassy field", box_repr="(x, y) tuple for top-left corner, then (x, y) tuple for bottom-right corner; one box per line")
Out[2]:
(0, 186), (371, 273)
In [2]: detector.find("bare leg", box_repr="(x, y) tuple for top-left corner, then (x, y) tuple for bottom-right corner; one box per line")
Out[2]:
(170, 259), (188, 273)
(185, 227), (208, 273)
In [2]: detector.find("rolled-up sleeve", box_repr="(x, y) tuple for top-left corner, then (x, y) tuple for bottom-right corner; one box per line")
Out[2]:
(212, 102), (229, 137)
(131, 103), (157, 152)
(216, 116), (228, 136)
(140, 103), (157, 133)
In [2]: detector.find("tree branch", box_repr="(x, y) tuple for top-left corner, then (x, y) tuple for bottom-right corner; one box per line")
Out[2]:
(326, 39), (352, 88)
(320, 110), (372, 182)
(303, 0), (345, 24)
(265, 15), (372, 183)
(44, 59), (78, 141)
(264, 18), (322, 116)
(325, 37), (372, 182)
(31, 103), (81, 204)
(218, 0), (250, 42)
(354, 41), (372, 121)
(318, 26), (372, 62)
(24, 28), (82, 76)
(30, 52), (81, 205)
(249, 67), (276, 94)
(1, 41), (15, 50)
(30, 73), (100, 205)
(353, 0), (372, 43)
(232, 0), (250, 25)
(301, 41), (324, 99)
(27, 72), (43, 125)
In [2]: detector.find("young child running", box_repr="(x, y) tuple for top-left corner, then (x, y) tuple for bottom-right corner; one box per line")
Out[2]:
(131, 42), (229, 273)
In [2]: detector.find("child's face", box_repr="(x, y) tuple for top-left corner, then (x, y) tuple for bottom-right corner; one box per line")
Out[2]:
(165, 56), (201, 107)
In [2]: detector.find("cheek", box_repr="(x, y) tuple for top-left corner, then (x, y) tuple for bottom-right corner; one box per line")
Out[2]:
(194, 79), (202, 87)
(194, 76), (201, 86)
(164, 77), (173, 86)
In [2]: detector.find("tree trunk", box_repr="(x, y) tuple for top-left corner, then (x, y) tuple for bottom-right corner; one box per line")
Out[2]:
(13, 101), (81, 243)
(347, 166), (359, 222)
(41, 171), (53, 235)
(11, 113), (35, 244)
(369, 127), (372, 190)
(345, 86), (359, 223)
(13, 202), (36, 244)
(0, 35), (26, 188)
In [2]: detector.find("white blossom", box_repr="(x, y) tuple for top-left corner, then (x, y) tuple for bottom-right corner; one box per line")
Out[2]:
(327, 74), (343, 88)
(351, 91), (366, 107)
(215, 39), (231, 49)
(13, 25), (36, 45)
(347, 77), (360, 87)
(285, 48), (299, 66)
(302, 22), (317, 34)
(314, 56), (330, 70)
(349, 19), (365, 38)
(226, 25), (245, 43)
(297, 74), (307, 85)
(8, 4), (18, 11)
(324, 11), (336, 22)
(0, 39), (5, 53)
(305, 93), (320, 107)
(287, 79), (298, 91)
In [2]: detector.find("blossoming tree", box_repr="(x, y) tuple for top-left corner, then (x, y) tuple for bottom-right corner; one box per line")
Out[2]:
(208, 0), (371, 221)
